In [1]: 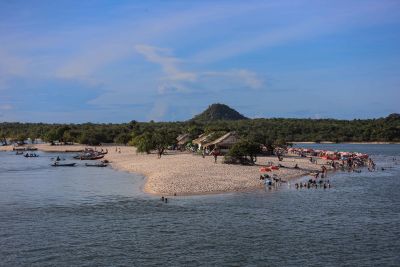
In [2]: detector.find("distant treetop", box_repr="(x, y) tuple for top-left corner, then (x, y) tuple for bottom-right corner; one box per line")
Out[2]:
(386, 113), (400, 121)
(191, 103), (248, 122)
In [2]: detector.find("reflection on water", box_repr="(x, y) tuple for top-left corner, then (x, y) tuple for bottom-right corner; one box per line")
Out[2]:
(1, 145), (400, 266)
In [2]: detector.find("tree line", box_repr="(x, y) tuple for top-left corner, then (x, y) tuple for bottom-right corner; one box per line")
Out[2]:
(1, 114), (399, 147)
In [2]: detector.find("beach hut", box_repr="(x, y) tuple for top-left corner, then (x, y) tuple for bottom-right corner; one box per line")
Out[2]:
(176, 133), (191, 149)
(203, 132), (239, 154)
(192, 133), (215, 150)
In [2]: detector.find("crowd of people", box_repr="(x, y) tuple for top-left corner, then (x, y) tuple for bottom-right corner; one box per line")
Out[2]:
(265, 147), (378, 191)
(295, 179), (331, 190)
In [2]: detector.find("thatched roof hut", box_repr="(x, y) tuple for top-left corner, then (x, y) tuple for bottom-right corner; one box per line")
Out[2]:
(192, 133), (215, 149)
(203, 131), (239, 153)
(176, 133), (191, 146)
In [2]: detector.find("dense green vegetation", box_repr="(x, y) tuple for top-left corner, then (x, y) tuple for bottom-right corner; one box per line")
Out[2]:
(225, 139), (261, 165)
(1, 115), (399, 145)
(130, 128), (176, 158)
(0, 105), (399, 146)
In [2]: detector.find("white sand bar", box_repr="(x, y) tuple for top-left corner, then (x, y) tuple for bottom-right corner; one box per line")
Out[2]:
(1, 144), (330, 196)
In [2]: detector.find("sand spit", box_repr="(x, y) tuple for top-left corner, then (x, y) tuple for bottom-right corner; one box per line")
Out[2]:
(1, 144), (332, 196)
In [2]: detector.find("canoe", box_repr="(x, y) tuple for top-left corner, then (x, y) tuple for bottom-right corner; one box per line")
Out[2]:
(74, 153), (105, 160)
(51, 163), (76, 167)
(80, 155), (104, 160)
(85, 163), (108, 167)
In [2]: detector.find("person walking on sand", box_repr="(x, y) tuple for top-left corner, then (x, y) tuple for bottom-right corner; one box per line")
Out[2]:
(321, 165), (327, 177)
(211, 149), (219, 163)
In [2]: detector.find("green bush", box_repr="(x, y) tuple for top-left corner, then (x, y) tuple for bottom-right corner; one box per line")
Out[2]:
(225, 140), (261, 165)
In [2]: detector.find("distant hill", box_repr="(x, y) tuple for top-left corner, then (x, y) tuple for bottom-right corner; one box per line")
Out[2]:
(386, 113), (400, 121)
(191, 103), (248, 122)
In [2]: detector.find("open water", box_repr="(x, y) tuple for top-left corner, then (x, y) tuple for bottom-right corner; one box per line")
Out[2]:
(0, 144), (399, 266)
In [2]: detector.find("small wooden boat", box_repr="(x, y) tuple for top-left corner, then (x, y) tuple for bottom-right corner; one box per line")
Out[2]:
(51, 162), (76, 167)
(73, 153), (105, 160)
(16, 151), (24, 155)
(85, 163), (108, 167)
(98, 150), (108, 155)
(24, 154), (39, 157)
(80, 155), (104, 160)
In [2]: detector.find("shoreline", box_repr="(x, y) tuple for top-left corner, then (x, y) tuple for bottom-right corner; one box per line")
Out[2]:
(294, 141), (400, 144)
(0, 144), (339, 196)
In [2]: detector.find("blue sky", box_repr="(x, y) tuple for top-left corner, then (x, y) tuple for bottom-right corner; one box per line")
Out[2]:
(0, 0), (399, 122)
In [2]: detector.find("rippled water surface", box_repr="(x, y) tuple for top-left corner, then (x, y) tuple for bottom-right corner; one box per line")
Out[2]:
(1, 145), (400, 266)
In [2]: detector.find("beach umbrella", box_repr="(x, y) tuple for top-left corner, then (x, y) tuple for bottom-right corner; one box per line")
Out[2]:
(259, 167), (271, 172)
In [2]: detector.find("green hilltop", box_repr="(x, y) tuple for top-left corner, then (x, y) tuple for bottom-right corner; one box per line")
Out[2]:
(191, 103), (248, 122)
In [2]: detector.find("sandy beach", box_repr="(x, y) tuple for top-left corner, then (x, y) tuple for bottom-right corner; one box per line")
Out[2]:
(1, 144), (330, 196)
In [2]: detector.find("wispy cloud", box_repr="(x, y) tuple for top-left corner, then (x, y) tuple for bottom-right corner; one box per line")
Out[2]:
(148, 100), (168, 121)
(46, 2), (270, 83)
(135, 44), (196, 82)
(190, 1), (400, 63)
(201, 70), (263, 89)
(0, 48), (30, 90)
(135, 44), (264, 95)
(0, 0), (399, 122)
(0, 104), (13, 110)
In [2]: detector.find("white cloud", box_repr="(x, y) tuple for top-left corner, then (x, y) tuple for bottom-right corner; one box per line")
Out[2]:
(135, 44), (196, 82)
(0, 104), (13, 110)
(0, 48), (30, 90)
(148, 101), (168, 121)
(190, 1), (400, 63)
(50, 2), (267, 84)
(201, 70), (263, 90)
(135, 44), (264, 95)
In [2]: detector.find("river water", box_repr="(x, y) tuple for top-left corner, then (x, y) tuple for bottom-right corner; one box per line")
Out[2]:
(0, 144), (399, 266)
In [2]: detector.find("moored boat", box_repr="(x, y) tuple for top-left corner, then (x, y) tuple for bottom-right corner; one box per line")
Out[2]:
(51, 162), (76, 167)
(79, 154), (104, 160)
(24, 153), (39, 157)
(73, 150), (105, 160)
(85, 163), (108, 167)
